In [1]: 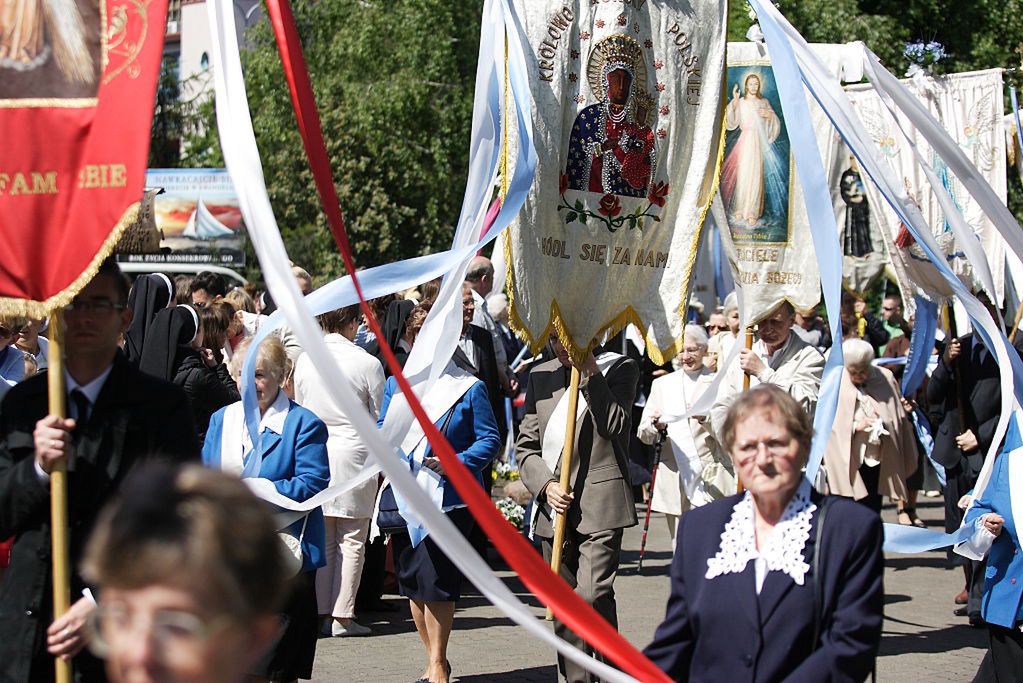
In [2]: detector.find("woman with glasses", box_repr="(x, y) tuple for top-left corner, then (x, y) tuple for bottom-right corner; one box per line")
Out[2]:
(204, 335), (330, 683)
(645, 385), (883, 682)
(81, 462), (287, 683)
(638, 325), (732, 541)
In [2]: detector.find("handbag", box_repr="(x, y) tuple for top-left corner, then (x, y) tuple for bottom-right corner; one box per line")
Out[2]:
(377, 406), (458, 535)
(278, 514), (310, 578)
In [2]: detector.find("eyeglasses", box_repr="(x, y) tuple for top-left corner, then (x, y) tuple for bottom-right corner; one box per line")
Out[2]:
(87, 604), (230, 660)
(65, 299), (126, 315)
(733, 437), (795, 465)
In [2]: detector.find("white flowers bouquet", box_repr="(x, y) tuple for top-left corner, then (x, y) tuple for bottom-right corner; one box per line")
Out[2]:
(496, 497), (526, 530)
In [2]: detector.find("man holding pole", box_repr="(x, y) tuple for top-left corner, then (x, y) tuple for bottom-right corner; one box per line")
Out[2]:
(517, 333), (639, 683)
(710, 301), (824, 435)
(0, 259), (199, 683)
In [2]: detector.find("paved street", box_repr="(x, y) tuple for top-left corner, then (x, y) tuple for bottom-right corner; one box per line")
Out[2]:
(312, 498), (986, 681)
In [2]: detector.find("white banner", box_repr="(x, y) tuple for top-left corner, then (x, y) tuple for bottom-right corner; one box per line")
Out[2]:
(719, 42), (850, 325)
(506, 0), (726, 364)
(846, 69), (1008, 304)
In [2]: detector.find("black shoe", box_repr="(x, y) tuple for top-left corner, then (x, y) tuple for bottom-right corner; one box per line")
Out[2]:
(969, 612), (985, 628)
(954, 606), (969, 617)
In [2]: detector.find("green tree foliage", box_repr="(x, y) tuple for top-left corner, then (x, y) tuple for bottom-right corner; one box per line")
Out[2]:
(175, 0), (1023, 283)
(187, 0), (484, 284)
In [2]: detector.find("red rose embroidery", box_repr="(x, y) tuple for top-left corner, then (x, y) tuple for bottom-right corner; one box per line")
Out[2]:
(656, 83), (666, 92)
(560, 173), (569, 196)
(654, 59), (664, 70)
(598, 193), (622, 217)
(644, 39), (653, 49)
(595, 19), (605, 28)
(580, 31), (591, 41)
(657, 128), (667, 139)
(617, 13), (627, 25)
(647, 181), (670, 207)
(659, 105), (670, 115)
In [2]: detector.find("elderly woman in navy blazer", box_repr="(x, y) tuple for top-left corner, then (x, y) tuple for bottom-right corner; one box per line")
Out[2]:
(957, 416), (1023, 681)
(645, 384), (883, 682)
(203, 336), (329, 683)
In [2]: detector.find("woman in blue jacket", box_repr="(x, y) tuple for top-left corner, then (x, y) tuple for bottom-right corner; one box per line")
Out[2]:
(959, 416), (1023, 681)
(376, 313), (500, 683)
(203, 336), (329, 682)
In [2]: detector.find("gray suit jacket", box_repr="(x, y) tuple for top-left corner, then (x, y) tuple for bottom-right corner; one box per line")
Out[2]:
(516, 356), (640, 538)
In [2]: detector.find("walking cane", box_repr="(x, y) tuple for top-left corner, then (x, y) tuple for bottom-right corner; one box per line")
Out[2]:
(637, 428), (666, 572)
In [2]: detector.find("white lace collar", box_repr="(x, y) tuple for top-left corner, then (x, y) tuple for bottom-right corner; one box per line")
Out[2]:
(705, 479), (817, 586)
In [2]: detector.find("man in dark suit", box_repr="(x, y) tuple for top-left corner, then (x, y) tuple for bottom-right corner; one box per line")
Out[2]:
(517, 334), (639, 683)
(0, 259), (200, 683)
(454, 283), (506, 445)
(927, 306), (1023, 624)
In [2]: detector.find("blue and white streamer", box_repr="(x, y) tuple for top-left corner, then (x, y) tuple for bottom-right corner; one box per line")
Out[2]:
(208, 2), (638, 679)
(748, 0), (1023, 552)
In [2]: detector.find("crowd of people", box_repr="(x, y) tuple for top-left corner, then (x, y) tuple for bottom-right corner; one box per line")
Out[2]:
(0, 257), (1020, 683)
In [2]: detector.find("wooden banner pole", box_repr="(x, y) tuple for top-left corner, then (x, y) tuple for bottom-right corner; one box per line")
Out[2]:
(546, 366), (581, 622)
(48, 309), (71, 683)
(738, 326), (754, 494)
(1010, 300), (1023, 344)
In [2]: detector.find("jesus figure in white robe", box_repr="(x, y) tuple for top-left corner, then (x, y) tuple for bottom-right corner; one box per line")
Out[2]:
(721, 73), (783, 227)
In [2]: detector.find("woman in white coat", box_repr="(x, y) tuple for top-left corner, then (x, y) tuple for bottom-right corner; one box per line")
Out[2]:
(294, 304), (385, 637)
(638, 325), (734, 540)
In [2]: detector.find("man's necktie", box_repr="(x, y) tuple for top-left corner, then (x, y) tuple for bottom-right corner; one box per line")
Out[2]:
(70, 389), (91, 427)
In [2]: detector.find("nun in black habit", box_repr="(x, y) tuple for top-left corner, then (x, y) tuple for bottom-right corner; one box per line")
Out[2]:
(138, 306), (239, 445)
(123, 273), (174, 364)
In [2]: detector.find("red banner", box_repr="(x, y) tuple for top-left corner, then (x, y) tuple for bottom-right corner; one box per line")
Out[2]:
(0, 0), (168, 315)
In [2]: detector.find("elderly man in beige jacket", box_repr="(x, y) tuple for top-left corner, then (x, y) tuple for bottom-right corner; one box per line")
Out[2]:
(710, 301), (824, 438)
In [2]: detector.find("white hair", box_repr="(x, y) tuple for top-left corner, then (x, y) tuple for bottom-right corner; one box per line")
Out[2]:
(843, 338), (875, 370)
(684, 324), (709, 349)
(722, 292), (738, 316)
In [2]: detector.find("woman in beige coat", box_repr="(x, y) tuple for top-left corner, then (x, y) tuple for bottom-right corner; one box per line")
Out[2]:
(824, 338), (918, 512)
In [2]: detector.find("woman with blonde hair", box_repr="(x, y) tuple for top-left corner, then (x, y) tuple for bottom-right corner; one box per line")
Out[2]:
(204, 336), (330, 682)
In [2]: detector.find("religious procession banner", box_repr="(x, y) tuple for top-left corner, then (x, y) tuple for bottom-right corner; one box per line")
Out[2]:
(718, 41), (855, 325)
(505, 0), (727, 364)
(831, 142), (890, 295)
(846, 69), (1008, 307)
(0, 0), (167, 316)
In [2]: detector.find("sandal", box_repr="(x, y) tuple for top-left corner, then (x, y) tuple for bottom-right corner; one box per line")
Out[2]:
(903, 507), (926, 528)
(897, 509), (913, 526)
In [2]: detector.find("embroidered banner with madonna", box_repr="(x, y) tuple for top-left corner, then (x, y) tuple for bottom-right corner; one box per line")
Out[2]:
(505, 0), (726, 364)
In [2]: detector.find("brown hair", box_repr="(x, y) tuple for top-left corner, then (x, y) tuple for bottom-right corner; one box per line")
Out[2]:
(174, 275), (193, 306)
(404, 303), (432, 345)
(719, 384), (813, 457)
(317, 304), (361, 334)
(420, 278), (442, 305)
(224, 287), (256, 314)
(82, 464), (287, 619)
(200, 301), (235, 352)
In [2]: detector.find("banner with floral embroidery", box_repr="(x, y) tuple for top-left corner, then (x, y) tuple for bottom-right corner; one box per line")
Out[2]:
(846, 69), (1008, 308)
(504, 0), (726, 364)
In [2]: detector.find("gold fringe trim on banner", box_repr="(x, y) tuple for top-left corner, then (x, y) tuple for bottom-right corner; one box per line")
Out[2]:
(505, 71), (728, 368)
(0, 201), (141, 319)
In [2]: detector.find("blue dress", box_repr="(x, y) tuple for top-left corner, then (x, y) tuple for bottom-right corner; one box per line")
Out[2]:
(378, 376), (500, 601)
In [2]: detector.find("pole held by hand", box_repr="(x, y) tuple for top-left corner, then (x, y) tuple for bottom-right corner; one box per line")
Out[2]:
(738, 326), (754, 493)
(546, 366), (581, 621)
(48, 309), (72, 683)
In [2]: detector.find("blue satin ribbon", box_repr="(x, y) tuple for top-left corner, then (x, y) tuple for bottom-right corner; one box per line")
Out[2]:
(240, 0), (537, 473)
(902, 296), (937, 397)
(749, 0), (1023, 553)
(752, 4), (845, 487)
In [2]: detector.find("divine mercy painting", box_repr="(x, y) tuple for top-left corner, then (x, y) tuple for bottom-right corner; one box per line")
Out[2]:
(721, 65), (791, 244)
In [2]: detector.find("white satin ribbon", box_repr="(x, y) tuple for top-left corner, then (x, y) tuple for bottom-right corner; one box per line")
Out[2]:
(207, 1), (636, 680)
